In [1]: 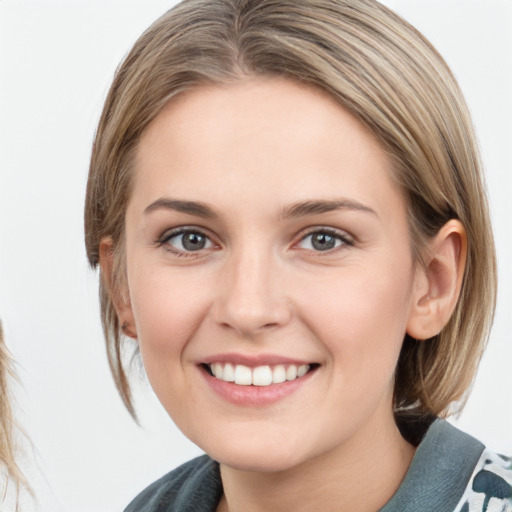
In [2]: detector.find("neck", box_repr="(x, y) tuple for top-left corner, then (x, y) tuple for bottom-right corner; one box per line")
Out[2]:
(217, 414), (415, 512)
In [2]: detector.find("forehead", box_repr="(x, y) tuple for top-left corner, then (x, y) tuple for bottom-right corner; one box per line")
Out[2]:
(131, 78), (404, 221)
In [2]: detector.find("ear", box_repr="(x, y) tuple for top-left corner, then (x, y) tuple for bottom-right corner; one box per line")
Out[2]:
(99, 237), (137, 339)
(407, 220), (467, 340)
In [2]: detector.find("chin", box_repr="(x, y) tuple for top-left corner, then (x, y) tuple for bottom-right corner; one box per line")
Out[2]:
(216, 449), (305, 474)
(194, 431), (316, 474)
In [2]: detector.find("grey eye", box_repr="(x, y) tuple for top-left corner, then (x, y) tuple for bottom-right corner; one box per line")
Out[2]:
(167, 231), (213, 252)
(298, 231), (344, 251)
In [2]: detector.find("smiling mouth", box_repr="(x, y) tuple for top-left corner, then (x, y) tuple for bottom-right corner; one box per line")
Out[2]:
(204, 362), (318, 386)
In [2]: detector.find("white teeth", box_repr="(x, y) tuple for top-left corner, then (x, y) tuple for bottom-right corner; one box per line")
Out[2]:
(209, 363), (312, 386)
(286, 365), (297, 381)
(234, 364), (252, 385)
(212, 362), (223, 379)
(272, 365), (287, 384)
(223, 363), (235, 382)
(252, 366), (272, 386)
(297, 364), (309, 377)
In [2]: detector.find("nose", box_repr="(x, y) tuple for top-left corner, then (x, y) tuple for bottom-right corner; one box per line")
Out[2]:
(213, 246), (292, 338)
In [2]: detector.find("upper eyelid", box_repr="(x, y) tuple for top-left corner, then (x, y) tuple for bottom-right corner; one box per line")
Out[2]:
(295, 226), (354, 242)
(157, 227), (217, 258)
(158, 225), (214, 243)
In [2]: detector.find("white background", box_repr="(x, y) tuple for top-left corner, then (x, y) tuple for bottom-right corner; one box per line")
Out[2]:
(0, 1), (511, 511)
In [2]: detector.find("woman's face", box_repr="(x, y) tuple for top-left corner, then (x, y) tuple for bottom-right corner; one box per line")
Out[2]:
(122, 78), (422, 472)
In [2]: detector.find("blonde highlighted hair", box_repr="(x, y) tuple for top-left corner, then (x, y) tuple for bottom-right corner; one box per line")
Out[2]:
(85, 0), (496, 421)
(0, 321), (28, 506)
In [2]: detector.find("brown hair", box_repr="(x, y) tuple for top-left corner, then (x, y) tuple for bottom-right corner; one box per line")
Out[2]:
(85, 0), (496, 421)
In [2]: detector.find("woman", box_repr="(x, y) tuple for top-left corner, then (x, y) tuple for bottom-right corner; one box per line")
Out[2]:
(85, 1), (512, 510)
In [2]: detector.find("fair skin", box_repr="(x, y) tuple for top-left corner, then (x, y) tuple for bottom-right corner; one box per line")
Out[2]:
(101, 78), (466, 511)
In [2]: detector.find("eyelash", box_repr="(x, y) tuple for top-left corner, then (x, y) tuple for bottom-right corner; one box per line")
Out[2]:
(297, 227), (354, 253)
(157, 226), (354, 256)
(158, 227), (216, 257)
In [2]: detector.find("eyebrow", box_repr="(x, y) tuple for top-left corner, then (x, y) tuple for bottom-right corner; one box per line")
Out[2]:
(281, 199), (377, 219)
(144, 198), (217, 218)
(143, 197), (377, 220)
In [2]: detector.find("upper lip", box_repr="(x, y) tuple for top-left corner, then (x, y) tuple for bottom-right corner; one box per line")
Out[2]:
(200, 353), (315, 367)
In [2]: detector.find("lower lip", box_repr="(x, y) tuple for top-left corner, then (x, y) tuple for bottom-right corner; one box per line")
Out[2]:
(200, 366), (315, 406)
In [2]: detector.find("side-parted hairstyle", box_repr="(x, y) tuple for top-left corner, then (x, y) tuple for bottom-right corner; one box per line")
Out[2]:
(85, 0), (496, 421)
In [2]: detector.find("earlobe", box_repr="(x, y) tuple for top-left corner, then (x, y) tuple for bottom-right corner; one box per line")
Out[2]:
(99, 237), (137, 339)
(407, 220), (467, 341)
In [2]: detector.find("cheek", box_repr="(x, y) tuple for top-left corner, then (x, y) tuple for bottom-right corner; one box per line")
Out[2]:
(297, 262), (414, 370)
(127, 269), (215, 422)
(128, 266), (212, 365)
